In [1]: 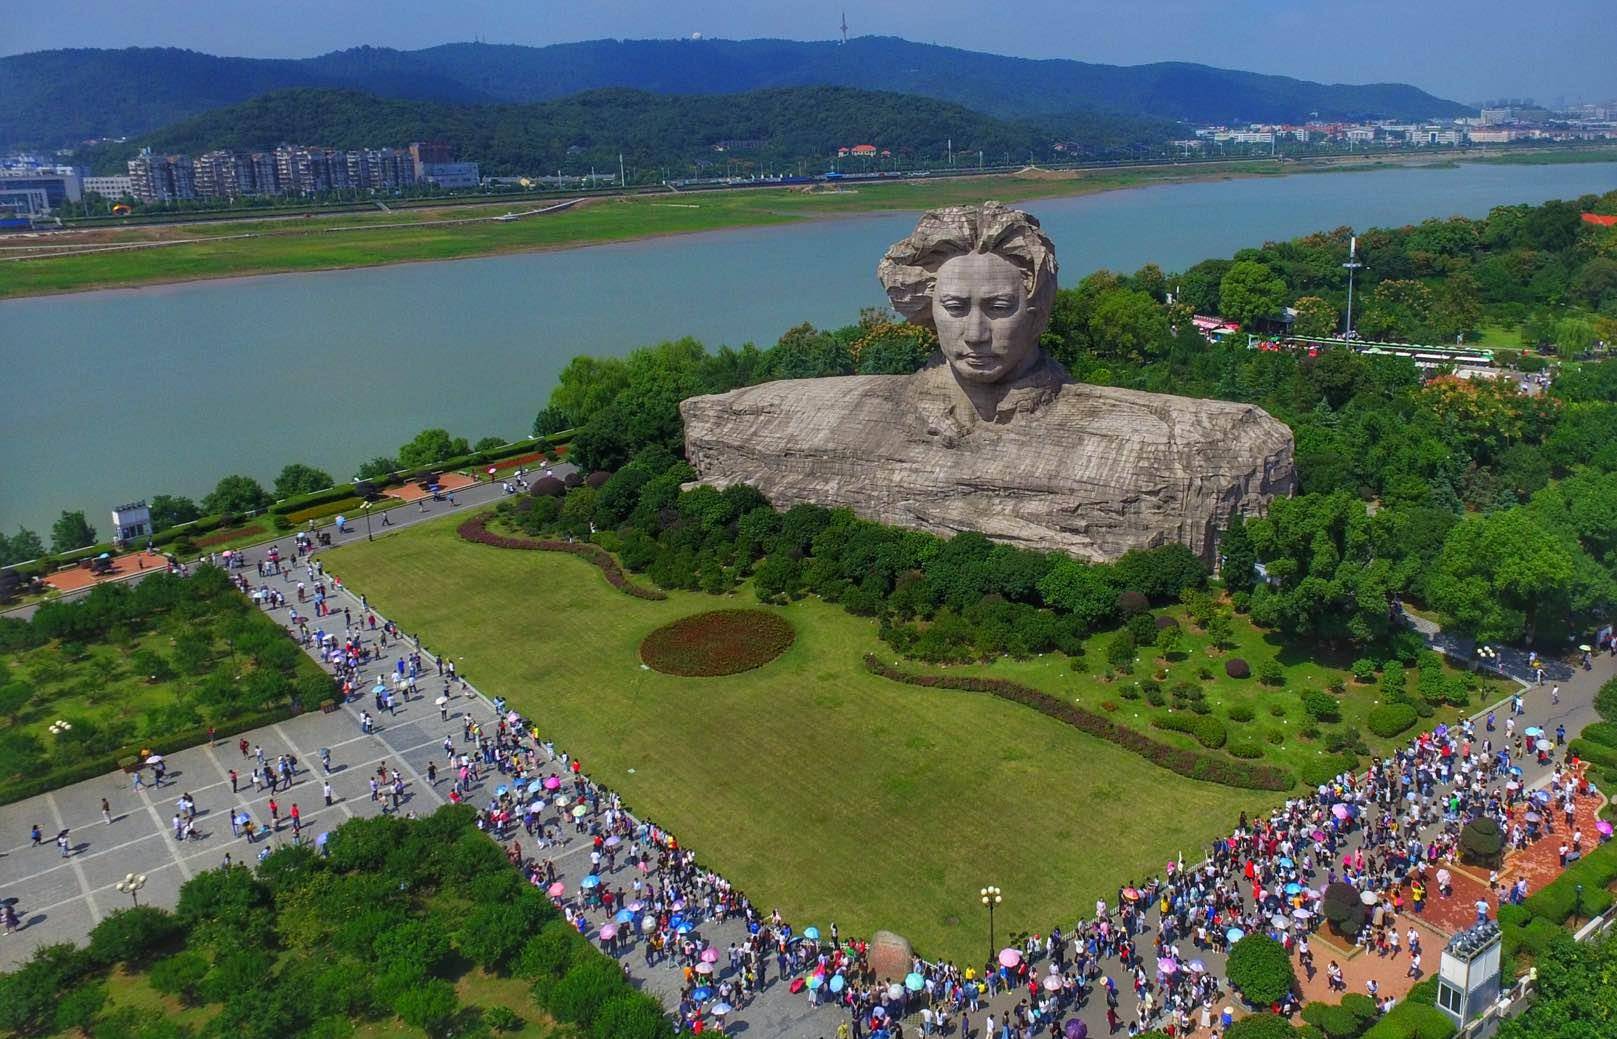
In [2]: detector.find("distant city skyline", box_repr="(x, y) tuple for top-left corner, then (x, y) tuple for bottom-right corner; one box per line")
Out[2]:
(13, 0), (1616, 105)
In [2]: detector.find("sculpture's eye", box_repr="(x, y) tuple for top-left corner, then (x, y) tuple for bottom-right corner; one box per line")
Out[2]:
(940, 298), (969, 315)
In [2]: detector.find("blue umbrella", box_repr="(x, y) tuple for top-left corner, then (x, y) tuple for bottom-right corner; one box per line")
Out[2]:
(693, 986), (714, 1001)
(677, 923), (694, 935)
(616, 909), (635, 923)
(495, 785), (509, 796)
(804, 926), (820, 940)
(1277, 856), (1293, 868)
(580, 875), (600, 888)
(669, 914), (688, 931)
(905, 972), (925, 992)
(371, 682), (386, 694)
(527, 779), (545, 794)
(830, 973), (846, 993)
(1284, 883), (1303, 895)
(1226, 927), (1245, 942)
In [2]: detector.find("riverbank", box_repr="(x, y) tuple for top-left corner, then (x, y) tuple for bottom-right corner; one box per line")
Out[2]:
(6, 147), (1611, 300)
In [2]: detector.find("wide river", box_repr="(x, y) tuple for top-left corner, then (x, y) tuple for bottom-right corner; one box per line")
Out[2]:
(3, 161), (1615, 536)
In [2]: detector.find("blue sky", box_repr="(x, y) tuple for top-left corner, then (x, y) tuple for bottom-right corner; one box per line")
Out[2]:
(14, 0), (1616, 103)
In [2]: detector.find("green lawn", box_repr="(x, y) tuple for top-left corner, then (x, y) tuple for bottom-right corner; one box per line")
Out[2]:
(325, 515), (1272, 964)
(2, 583), (331, 797)
(1474, 324), (1525, 348)
(941, 604), (1506, 779)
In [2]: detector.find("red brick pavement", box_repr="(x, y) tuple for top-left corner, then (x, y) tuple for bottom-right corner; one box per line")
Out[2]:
(1499, 784), (1607, 894)
(43, 548), (163, 592)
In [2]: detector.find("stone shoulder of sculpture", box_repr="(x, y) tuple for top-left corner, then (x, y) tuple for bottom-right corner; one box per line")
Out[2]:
(681, 201), (1296, 563)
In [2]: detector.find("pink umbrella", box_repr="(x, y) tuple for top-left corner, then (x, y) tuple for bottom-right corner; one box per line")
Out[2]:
(1043, 975), (1062, 992)
(1157, 958), (1178, 974)
(695, 962), (714, 975)
(1331, 804), (1350, 820)
(701, 947), (720, 963)
(544, 776), (561, 790)
(1598, 820), (1614, 837)
(599, 924), (618, 940)
(546, 881), (565, 897)
(998, 948), (1022, 968)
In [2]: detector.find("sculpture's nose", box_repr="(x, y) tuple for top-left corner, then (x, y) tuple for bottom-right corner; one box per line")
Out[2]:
(964, 306), (992, 347)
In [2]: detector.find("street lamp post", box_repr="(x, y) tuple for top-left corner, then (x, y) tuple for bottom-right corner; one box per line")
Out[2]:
(362, 501), (373, 542)
(1575, 883), (1584, 926)
(115, 872), (147, 906)
(980, 885), (1002, 965)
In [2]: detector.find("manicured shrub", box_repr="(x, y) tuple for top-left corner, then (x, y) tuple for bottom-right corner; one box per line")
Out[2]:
(1367, 703), (1417, 738)
(1268, 702), (1286, 717)
(1340, 994), (1380, 1028)
(1153, 712), (1228, 749)
(148, 950), (209, 1004)
(1302, 1001), (1365, 1039)
(394, 978), (458, 1034)
(547, 957), (627, 1026)
(1323, 881), (1368, 938)
(1302, 690), (1341, 722)
(1127, 611), (1160, 644)
(1227, 703), (1255, 723)
(1257, 659), (1285, 686)
(1228, 738), (1264, 759)
(1581, 721), (1617, 749)
(1380, 662), (1407, 700)
(1266, 729), (1285, 745)
(640, 609), (795, 676)
(1155, 614), (1180, 629)
(530, 477), (566, 497)
(868, 656), (1292, 790)
(1351, 658), (1378, 683)
(591, 992), (676, 1039)
(1227, 1016), (1297, 1039)
(86, 906), (183, 967)
(1117, 590), (1150, 615)
(52, 981), (107, 1035)
(1226, 658), (1251, 679)
(1459, 817), (1505, 867)
(458, 516), (665, 600)
(584, 470), (612, 489)
(1107, 629), (1138, 668)
(1596, 676), (1617, 722)
(1226, 935), (1297, 1005)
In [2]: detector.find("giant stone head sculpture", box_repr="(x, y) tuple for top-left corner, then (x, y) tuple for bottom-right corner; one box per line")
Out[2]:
(877, 202), (1058, 386)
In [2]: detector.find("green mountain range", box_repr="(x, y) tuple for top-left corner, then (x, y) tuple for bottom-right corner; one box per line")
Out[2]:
(0, 36), (1472, 148)
(76, 86), (1178, 177)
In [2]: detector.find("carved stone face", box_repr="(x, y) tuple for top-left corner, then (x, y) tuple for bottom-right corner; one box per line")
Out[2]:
(931, 252), (1043, 386)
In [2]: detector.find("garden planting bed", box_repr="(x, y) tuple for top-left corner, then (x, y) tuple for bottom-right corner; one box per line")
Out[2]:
(639, 609), (796, 676)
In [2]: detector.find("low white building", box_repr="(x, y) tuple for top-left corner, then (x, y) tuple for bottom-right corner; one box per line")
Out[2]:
(82, 174), (134, 198)
(110, 501), (152, 544)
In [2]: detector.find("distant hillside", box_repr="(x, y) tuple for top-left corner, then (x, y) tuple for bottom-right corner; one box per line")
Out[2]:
(0, 37), (1472, 148)
(79, 86), (1174, 177)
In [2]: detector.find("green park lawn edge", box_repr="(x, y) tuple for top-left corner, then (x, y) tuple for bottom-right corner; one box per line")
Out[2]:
(456, 514), (665, 599)
(863, 654), (1295, 791)
(320, 516), (1273, 964)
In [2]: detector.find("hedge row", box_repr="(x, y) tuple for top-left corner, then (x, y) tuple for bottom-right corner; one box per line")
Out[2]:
(1519, 836), (1617, 925)
(864, 655), (1294, 791)
(0, 702), (307, 805)
(1153, 711), (1228, 749)
(457, 516), (666, 601)
(1570, 737), (1617, 774)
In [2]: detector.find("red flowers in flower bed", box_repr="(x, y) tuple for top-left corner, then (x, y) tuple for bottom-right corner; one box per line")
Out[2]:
(456, 516), (666, 601)
(640, 610), (796, 677)
(862, 654), (1294, 792)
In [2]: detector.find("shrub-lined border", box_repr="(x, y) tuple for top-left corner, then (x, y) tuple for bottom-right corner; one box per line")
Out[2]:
(457, 516), (666, 601)
(863, 654), (1294, 791)
(640, 609), (796, 676)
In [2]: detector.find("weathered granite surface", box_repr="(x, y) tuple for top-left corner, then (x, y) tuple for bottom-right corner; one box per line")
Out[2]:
(681, 201), (1295, 562)
(681, 358), (1294, 562)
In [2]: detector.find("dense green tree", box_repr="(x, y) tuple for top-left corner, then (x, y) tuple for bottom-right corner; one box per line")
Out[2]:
(50, 510), (97, 553)
(1428, 506), (1576, 641)
(202, 475), (272, 516)
(1218, 260), (1288, 326)
(147, 495), (201, 531)
(1, 526), (46, 565)
(1496, 933), (1617, 1039)
(1291, 295), (1338, 337)
(1089, 288), (1171, 360)
(272, 463), (336, 499)
(396, 429), (469, 468)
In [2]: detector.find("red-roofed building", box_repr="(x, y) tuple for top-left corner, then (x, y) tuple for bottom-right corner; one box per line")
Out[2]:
(849, 144), (878, 157)
(1583, 213), (1617, 227)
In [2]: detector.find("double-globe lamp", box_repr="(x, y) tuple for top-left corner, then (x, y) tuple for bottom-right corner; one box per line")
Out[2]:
(980, 885), (1003, 965)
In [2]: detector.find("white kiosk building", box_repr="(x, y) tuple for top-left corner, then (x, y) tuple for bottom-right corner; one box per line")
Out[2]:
(1436, 919), (1503, 1030)
(110, 501), (153, 545)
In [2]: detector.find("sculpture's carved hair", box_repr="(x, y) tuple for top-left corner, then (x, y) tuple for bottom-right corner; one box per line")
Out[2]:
(877, 202), (1058, 331)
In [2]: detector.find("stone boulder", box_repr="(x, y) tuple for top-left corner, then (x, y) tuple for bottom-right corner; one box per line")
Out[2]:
(867, 930), (914, 981)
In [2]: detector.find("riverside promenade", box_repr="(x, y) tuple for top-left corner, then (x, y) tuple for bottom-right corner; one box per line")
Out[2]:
(2, 487), (1611, 1038)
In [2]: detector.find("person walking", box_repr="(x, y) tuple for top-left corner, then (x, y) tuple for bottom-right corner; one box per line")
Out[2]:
(323, 780), (334, 806)
(101, 798), (112, 825)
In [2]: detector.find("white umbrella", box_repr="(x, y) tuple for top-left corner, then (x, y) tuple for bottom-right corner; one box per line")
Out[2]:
(1360, 889), (1377, 905)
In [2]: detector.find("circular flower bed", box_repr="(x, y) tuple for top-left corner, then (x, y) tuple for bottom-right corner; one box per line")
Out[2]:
(639, 610), (796, 677)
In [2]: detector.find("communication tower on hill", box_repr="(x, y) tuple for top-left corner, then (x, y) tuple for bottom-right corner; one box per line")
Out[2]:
(841, 11), (849, 45)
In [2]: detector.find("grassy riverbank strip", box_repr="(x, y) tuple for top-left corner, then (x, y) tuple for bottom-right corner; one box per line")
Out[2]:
(9, 149), (1609, 300)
